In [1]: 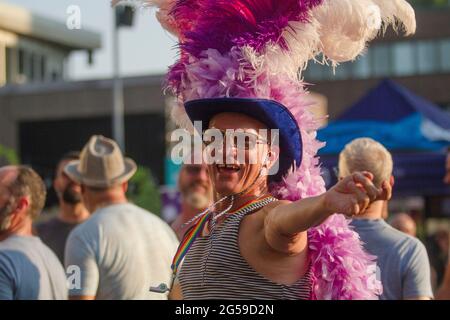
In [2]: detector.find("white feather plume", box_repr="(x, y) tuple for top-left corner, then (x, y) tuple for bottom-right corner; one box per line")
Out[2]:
(311, 0), (415, 64)
(372, 0), (416, 35)
(254, 0), (416, 79)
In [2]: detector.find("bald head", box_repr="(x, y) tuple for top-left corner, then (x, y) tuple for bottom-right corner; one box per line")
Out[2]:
(390, 213), (417, 237)
(0, 166), (19, 214)
(0, 166), (19, 186)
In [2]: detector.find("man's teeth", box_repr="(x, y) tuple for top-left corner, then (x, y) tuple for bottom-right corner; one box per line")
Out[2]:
(217, 164), (239, 170)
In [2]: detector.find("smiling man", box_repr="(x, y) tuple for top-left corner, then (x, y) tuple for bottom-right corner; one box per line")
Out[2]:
(176, 105), (389, 300)
(140, 0), (416, 299)
(171, 159), (213, 240)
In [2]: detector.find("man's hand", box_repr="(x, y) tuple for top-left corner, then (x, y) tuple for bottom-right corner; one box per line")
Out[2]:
(323, 172), (392, 217)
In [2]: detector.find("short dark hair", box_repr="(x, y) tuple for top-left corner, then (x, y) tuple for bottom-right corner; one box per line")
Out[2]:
(59, 151), (80, 164)
(9, 166), (47, 218)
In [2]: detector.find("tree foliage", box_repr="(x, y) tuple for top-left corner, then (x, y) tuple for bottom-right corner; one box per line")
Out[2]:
(0, 145), (20, 165)
(127, 166), (162, 216)
(411, 0), (449, 8)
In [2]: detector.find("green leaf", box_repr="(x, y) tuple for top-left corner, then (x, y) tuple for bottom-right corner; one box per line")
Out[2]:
(0, 145), (20, 165)
(126, 166), (162, 216)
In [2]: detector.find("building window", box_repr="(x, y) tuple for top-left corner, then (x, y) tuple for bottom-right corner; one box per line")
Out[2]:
(417, 41), (438, 74)
(29, 53), (35, 81)
(392, 42), (416, 76)
(352, 52), (371, 79)
(18, 48), (25, 75)
(51, 70), (61, 81)
(372, 44), (391, 77)
(305, 60), (325, 81)
(440, 39), (450, 72)
(5, 47), (12, 83)
(333, 62), (351, 80)
(40, 56), (46, 81)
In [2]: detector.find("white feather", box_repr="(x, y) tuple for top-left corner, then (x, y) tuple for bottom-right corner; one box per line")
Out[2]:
(312, 0), (415, 64)
(247, 0), (416, 80)
(261, 0), (416, 74)
(311, 0), (382, 63)
(268, 19), (322, 79)
(372, 0), (416, 35)
(170, 99), (195, 132)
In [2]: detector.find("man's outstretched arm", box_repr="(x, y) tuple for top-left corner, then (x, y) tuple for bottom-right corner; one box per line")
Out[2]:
(264, 172), (390, 255)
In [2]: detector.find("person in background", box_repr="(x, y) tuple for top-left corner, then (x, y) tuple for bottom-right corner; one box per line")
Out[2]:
(436, 152), (450, 299)
(0, 165), (67, 300)
(443, 146), (450, 185)
(64, 135), (179, 300)
(436, 260), (450, 299)
(171, 162), (213, 240)
(35, 151), (90, 263)
(428, 230), (450, 293)
(389, 212), (417, 237)
(339, 137), (433, 300)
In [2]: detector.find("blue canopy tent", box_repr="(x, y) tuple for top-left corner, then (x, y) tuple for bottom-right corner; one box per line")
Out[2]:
(317, 79), (450, 197)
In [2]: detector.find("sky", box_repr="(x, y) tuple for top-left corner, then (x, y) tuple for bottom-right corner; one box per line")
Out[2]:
(5, 0), (178, 80)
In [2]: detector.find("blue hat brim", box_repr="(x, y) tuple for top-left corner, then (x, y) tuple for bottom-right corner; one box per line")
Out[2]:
(184, 98), (302, 181)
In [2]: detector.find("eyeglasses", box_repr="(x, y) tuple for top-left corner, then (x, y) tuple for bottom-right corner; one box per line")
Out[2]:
(202, 129), (269, 150)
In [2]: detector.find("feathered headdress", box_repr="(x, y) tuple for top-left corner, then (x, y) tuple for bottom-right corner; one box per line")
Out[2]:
(118, 0), (416, 300)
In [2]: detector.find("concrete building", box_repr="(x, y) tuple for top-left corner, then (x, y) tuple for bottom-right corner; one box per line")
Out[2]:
(0, 75), (167, 184)
(0, 1), (101, 86)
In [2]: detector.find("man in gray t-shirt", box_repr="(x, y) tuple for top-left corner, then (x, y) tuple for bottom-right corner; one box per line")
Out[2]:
(64, 135), (178, 300)
(65, 202), (179, 300)
(338, 138), (433, 300)
(0, 165), (67, 300)
(350, 219), (433, 300)
(0, 236), (67, 300)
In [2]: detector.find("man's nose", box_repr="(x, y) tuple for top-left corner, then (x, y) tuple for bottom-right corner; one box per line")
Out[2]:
(197, 167), (209, 181)
(223, 143), (238, 164)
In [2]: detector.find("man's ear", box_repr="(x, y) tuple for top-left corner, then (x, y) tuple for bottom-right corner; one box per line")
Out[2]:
(390, 175), (395, 187)
(9, 197), (30, 223)
(15, 197), (30, 214)
(267, 145), (280, 167)
(122, 182), (129, 193)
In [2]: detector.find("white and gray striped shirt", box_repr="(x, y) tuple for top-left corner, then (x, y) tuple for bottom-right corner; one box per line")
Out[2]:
(179, 209), (312, 300)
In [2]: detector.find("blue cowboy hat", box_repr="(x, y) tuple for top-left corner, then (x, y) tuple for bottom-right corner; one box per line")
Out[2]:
(184, 97), (302, 182)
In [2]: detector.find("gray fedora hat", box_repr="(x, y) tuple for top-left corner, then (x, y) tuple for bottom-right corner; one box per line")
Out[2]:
(64, 135), (137, 188)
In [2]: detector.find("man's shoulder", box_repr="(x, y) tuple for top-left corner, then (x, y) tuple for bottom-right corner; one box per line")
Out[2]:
(123, 203), (170, 224)
(377, 225), (427, 259)
(66, 214), (100, 244)
(383, 224), (424, 247)
(0, 236), (59, 263)
(353, 220), (422, 249)
(124, 204), (178, 243)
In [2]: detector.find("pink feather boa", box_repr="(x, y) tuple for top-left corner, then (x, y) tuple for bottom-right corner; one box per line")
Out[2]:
(307, 215), (382, 300)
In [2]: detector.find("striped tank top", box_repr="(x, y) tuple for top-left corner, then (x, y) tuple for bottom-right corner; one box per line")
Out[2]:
(178, 207), (312, 300)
